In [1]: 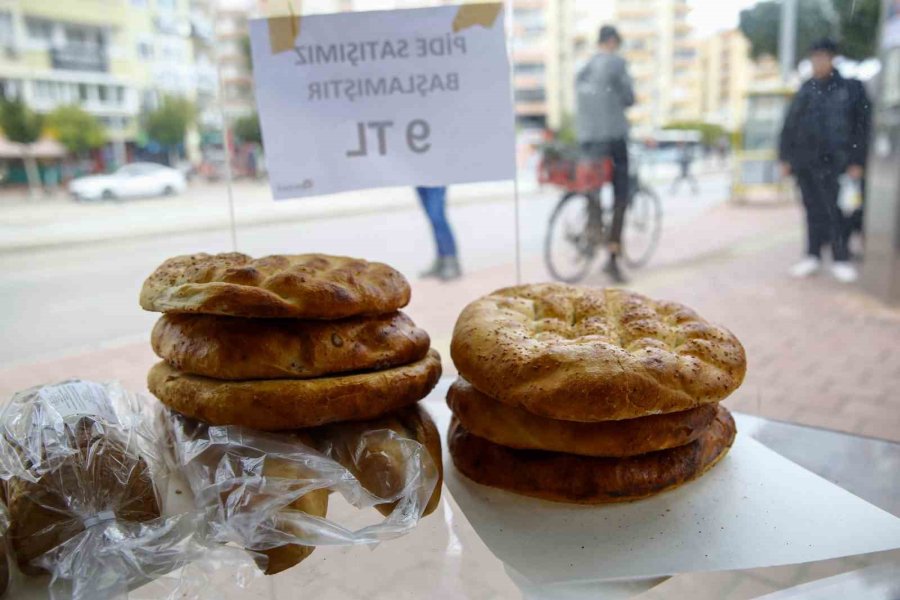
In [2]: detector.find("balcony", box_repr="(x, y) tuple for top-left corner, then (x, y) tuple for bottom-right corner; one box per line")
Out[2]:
(617, 7), (655, 20)
(514, 75), (545, 88)
(515, 102), (546, 117)
(50, 44), (107, 72)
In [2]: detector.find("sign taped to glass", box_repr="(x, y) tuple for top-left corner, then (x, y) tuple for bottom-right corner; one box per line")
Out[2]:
(248, 4), (516, 199)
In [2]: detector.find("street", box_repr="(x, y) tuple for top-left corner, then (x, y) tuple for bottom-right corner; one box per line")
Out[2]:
(0, 171), (731, 366)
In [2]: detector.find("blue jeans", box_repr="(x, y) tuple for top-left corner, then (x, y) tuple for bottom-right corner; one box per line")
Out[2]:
(416, 186), (457, 257)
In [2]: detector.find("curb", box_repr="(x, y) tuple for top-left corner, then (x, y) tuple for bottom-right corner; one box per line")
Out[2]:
(0, 186), (544, 255)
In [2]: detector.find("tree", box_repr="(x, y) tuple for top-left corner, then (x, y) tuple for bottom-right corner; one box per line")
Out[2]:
(232, 113), (262, 145)
(144, 96), (195, 165)
(46, 105), (106, 156)
(834, 0), (882, 61)
(0, 97), (44, 198)
(739, 0), (882, 65)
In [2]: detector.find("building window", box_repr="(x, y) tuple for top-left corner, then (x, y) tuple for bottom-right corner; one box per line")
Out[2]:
(515, 88), (546, 103)
(26, 19), (53, 44)
(137, 41), (154, 59)
(514, 63), (545, 76)
(625, 39), (647, 51)
(116, 86), (125, 104)
(513, 8), (544, 29)
(0, 12), (13, 48)
(78, 83), (88, 101)
(99, 86), (108, 102)
(34, 80), (50, 100)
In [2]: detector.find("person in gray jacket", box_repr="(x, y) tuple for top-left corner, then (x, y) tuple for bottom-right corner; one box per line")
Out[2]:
(576, 25), (635, 283)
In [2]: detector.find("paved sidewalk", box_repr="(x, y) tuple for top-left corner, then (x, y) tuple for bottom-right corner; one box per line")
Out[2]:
(2, 199), (897, 443)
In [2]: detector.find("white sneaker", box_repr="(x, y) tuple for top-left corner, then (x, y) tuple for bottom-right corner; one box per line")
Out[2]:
(831, 262), (858, 283)
(789, 257), (821, 278)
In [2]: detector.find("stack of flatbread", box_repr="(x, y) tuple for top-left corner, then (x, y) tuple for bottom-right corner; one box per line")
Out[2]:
(447, 283), (746, 504)
(140, 252), (443, 573)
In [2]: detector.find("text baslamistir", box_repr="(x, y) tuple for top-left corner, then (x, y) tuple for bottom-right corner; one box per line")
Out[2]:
(293, 35), (467, 67)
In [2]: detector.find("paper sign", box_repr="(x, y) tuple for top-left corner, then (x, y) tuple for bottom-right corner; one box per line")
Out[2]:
(249, 4), (516, 199)
(421, 392), (900, 586)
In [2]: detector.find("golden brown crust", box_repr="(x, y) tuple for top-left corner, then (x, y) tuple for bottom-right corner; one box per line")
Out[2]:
(151, 312), (430, 380)
(140, 253), (411, 319)
(448, 406), (736, 504)
(256, 487), (329, 575)
(147, 349), (442, 430)
(451, 284), (746, 421)
(310, 405), (443, 518)
(447, 378), (718, 457)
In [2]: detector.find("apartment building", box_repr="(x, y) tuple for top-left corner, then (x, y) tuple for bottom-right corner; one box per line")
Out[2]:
(612, 0), (700, 134)
(510, 0), (574, 129)
(0, 0), (216, 164)
(697, 29), (783, 133)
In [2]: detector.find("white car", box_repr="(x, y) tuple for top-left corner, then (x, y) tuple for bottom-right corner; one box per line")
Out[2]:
(69, 162), (187, 201)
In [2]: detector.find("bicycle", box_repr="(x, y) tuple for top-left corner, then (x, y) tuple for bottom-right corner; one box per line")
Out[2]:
(540, 150), (662, 283)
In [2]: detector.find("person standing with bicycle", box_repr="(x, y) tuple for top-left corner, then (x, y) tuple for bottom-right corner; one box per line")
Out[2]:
(575, 25), (635, 284)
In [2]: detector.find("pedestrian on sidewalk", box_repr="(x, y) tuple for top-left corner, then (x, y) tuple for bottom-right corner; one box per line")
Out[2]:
(417, 186), (461, 281)
(779, 38), (871, 283)
(575, 24), (635, 284)
(670, 141), (699, 195)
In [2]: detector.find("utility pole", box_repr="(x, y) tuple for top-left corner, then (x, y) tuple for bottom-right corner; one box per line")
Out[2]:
(778, 0), (798, 83)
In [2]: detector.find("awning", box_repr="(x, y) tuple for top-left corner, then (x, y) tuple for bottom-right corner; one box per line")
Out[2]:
(0, 136), (67, 159)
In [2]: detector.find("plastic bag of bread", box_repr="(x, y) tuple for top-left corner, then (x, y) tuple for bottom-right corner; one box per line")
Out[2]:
(0, 380), (179, 598)
(0, 500), (10, 597)
(167, 404), (442, 575)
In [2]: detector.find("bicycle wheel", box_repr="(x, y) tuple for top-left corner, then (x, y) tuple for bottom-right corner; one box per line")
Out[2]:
(544, 192), (601, 283)
(621, 185), (662, 269)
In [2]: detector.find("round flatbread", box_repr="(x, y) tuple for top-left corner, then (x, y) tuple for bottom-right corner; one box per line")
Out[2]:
(310, 404), (443, 518)
(255, 486), (329, 575)
(451, 284), (746, 422)
(447, 378), (718, 457)
(140, 253), (410, 319)
(152, 312), (430, 380)
(147, 349), (442, 430)
(448, 405), (736, 504)
(250, 447), (330, 576)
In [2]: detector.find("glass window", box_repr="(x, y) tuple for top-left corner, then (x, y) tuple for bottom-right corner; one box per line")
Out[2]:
(515, 88), (546, 103)
(65, 27), (87, 45)
(0, 12), (13, 47)
(25, 18), (53, 43)
(78, 83), (88, 101)
(34, 80), (50, 100)
(99, 85), (108, 102)
(514, 63), (545, 76)
(137, 41), (154, 59)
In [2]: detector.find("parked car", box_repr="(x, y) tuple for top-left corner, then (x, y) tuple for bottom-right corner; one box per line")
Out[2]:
(69, 162), (187, 201)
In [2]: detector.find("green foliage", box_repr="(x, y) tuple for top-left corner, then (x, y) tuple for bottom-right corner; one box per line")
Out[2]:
(663, 121), (728, 146)
(145, 96), (195, 147)
(834, 0), (882, 61)
(232, 113), (262, 145)
(0, 97), (43, 145)
(739, 0), (882, 64)
(46, 105), (106, 155)
(556, 113), (578, 146)
(241, 36), (253, 69)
